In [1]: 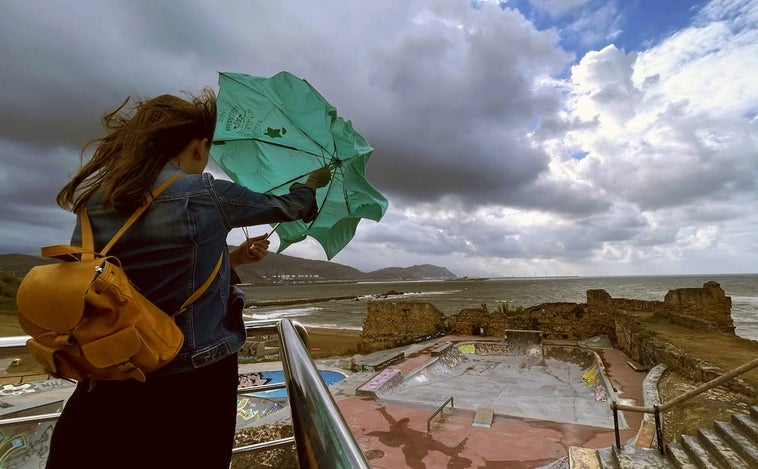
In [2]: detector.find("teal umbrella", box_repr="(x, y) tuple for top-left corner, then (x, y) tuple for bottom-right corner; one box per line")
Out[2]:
(211, 71), (388, 259)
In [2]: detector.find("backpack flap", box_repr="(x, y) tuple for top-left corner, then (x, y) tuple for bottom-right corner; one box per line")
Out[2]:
(81, 326), (148, 382)
(81, 326), (141, 368)
(16, 257), (103, 333)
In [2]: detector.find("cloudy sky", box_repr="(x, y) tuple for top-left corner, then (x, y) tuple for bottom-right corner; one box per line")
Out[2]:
(1, 0), (756, 278)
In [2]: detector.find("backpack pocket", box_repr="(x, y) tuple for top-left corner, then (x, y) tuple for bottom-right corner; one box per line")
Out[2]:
(26, 335), (87, 382)
(81, 326), (142, 368)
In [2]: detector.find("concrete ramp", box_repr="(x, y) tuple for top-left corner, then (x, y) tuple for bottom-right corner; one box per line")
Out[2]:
(473, 407), (494, 428)
(503, 330), (543, 355)
(353, 349), (404, 372)
(357, 368), (403, 398)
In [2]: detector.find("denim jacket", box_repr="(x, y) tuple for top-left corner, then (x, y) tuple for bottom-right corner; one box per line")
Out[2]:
(72, 164), (317, 375)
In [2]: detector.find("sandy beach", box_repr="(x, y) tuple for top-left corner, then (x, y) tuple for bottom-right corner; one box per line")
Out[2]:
(305, 327), (362, 358)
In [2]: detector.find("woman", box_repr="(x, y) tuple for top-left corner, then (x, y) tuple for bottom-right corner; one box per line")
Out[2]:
(46, 89), (330, 468)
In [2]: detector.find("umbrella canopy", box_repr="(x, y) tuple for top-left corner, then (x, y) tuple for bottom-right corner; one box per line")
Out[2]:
(211, 71), (388, 259)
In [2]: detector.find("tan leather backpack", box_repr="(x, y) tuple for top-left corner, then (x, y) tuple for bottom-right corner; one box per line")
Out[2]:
(16, 175), (222, 383)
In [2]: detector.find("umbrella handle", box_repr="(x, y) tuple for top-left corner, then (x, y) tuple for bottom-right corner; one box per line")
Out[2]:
(242, 223), (279, 242)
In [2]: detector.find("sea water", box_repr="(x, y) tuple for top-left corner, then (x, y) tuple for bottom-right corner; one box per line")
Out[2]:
(240, 273), (758, 341)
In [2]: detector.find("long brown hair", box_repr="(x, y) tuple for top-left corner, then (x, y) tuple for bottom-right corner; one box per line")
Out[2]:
(58, 88), (216, 214)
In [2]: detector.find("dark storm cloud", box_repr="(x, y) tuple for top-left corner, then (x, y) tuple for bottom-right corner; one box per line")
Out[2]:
(1, 0), (755, 276)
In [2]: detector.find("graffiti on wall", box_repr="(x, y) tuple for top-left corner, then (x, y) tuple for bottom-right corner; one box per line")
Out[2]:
(581, 364), (608, 402)
(0, 379), (74, 467)
(0, 422), (57, 468)
(0, 398), (63, 469)
(238, 372), (271, 389)
(0, 379), (73, 397)
(457, 344), (475, 355)
(236, 372), (285, 427)
(236, 396), (283, 427)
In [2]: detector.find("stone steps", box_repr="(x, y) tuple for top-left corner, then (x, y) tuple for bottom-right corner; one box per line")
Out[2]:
(574, 406), (758, 468)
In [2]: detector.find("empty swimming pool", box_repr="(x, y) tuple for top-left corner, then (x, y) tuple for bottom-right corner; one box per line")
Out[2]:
(383, 342), (626, 429)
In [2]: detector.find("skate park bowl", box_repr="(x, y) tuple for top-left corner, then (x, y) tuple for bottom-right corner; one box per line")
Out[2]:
(376, 331), (626, 430)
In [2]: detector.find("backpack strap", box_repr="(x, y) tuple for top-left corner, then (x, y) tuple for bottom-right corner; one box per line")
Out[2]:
(79, 204), (96, 261)
(44, 173), (225, 316)
(99, 174), (184, 256)
(40, 237), (94, 260)
(95, 173), (225, 316)
(40, 174), (184, 261)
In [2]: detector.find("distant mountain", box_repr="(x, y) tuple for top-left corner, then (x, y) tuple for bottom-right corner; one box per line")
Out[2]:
(201, 253), (457, 283)
(0, 254), (60, 278)
(235, 251), (367, 282)
(0, 252), (457, 283)
(368, 264), (456, 280)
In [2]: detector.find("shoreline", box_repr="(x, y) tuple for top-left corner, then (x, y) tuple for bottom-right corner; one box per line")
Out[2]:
(304, 326), (362, 357)
(247, 295), (358, 307)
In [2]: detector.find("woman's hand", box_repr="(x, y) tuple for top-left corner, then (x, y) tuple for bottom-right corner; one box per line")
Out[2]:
(230, 234), (270, 269)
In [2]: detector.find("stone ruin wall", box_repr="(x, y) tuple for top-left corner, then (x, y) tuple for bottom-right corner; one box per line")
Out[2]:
(449, 296), (619, 342)
(516, 302), (612, 340)
(658, 280), (735, 333)
(447, 308), (510, 337)
(359, 282), (733, 346)
(586, 288), (661, 314)
(358, 301), (447, 353)
(359, 282), (741, 388)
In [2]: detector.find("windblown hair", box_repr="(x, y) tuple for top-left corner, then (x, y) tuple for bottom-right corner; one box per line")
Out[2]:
(57, 88), (216, 214)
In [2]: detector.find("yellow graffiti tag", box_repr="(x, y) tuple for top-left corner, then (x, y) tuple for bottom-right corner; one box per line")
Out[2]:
(458, 344), (475, 354)
(582, 366), (600, 387)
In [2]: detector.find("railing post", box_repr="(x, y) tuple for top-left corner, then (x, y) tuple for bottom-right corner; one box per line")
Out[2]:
(654, 405), (664, 455)
(611, 401), (621, 449)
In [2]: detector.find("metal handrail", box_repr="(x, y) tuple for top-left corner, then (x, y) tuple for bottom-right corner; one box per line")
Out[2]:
(610, 356), (758, 455)
(427, 396), (454, 433)
(276, 319), (370, 468)
(0, 319), (370, 468)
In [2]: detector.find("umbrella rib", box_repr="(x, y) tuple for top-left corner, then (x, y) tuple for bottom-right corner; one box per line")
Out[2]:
(213, 136), (330, 162)
(259, 156), (352, 196)
(337, 165), (352, 217)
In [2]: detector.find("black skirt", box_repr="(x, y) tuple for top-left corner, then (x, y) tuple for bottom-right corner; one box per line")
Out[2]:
(46, 352), (239, 469)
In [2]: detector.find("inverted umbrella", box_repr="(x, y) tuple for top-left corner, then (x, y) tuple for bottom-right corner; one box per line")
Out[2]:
(211, 71), (388, 259)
